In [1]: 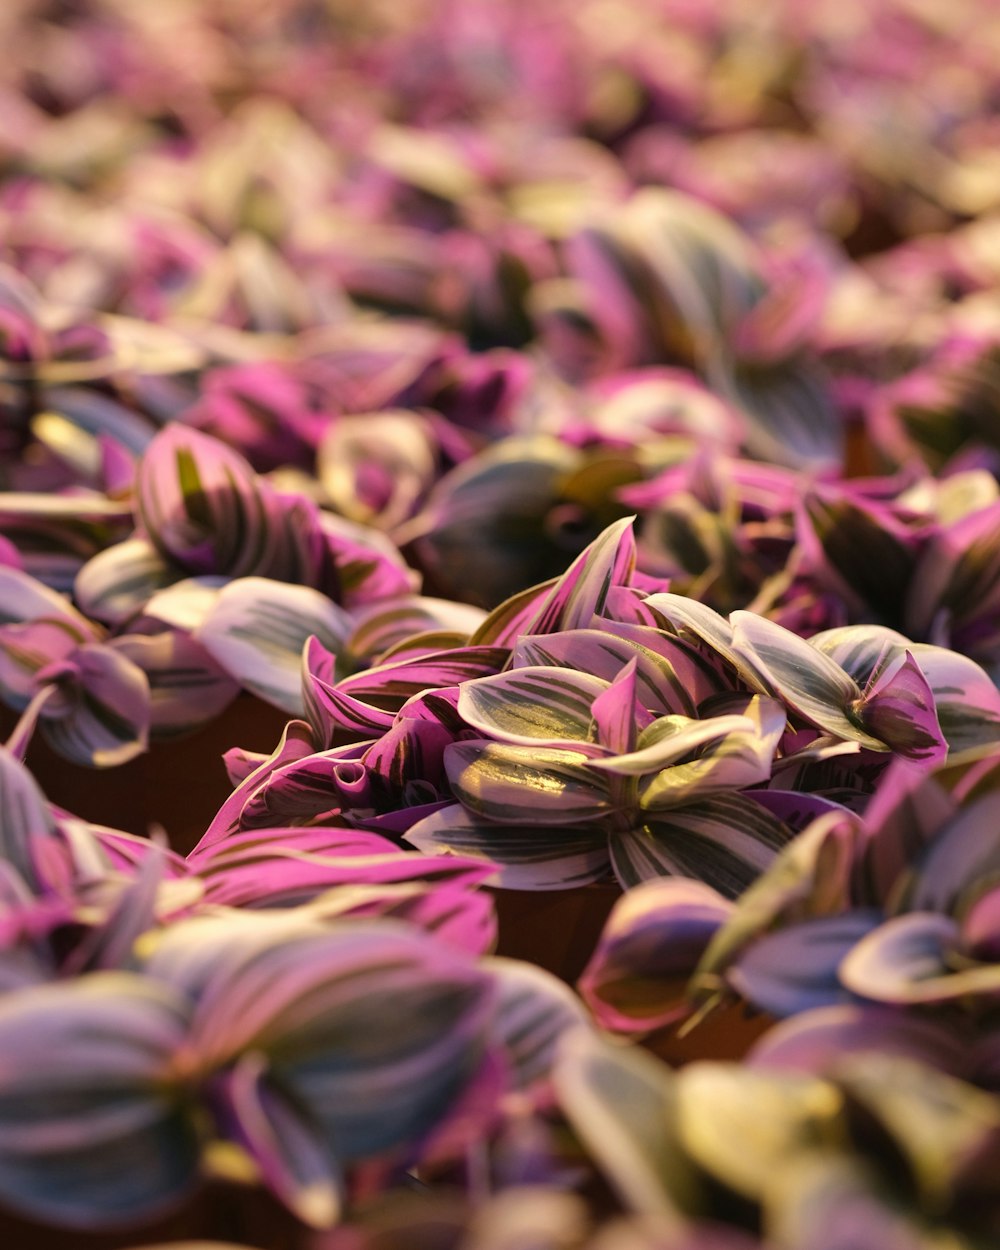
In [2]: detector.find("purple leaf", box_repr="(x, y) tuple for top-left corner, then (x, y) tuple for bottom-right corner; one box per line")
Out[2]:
(838, 912), (1000, 1005)
(109, 630), (239, 739)
(728, 911), (881, 1018)
(591, 658), (642, 755)
(750, 1005), (972, 1079)
(523, 516), (637, 634)
(579, 878), (733, 1033)
(137, 424), (271, 578)
(857, 649), (947, 764)
(213, 1052), (340, 1228)
(0, 973), (197, 1228)
(197, 719), (320, 849)
(484, 958), (588, 1089)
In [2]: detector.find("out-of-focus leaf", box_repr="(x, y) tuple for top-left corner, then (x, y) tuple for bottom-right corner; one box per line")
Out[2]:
(554, 1030), (694, 1222)
(485, 958), (589, 1090)
(727, 911), (881, 1018)
(197, 577), (353, 715)
(676, 1063), (844, 1202)
(840, 913), (1000, 1005)
(0, 973), (197, 1228)
(749, 1005), (971, 1080)
(213, 1052), (340, 1228)
(110, 630), (239, 739)
(578, 879), (732, 1033)
(74, 539), (180, 626)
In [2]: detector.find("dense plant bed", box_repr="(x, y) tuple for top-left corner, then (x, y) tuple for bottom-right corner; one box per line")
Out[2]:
(4, 1), (1000, 1248)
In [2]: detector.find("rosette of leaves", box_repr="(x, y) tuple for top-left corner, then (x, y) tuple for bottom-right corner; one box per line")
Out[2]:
(138, 911), (503, 1228)
(74, 424), (415, 627)
(556, 1033), (1000, 1250)
(560, 190), (840, 471)
(581, 749), (1000, 1047)
(406, 656), (790, 894)
(402, 435), (641, 609)
(0, 566), (150, 767)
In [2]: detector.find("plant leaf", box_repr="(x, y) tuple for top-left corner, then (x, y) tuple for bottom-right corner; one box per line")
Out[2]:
(611, 797), (793, 897)
(406, 804), (610, 890)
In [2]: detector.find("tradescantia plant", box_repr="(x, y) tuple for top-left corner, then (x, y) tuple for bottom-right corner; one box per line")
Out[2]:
(555, 1032), (1000, 1250)
(74, 424), (416, 628)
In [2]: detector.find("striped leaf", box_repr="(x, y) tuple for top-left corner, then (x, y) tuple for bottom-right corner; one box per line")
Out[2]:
(750, 1004), (969, 1079)
(840, 913), (1000, 1006)
(730, 611), (885, 749)
(0, 748), (56, 887)
(458, 666), (607, 747)
(137, 425), (271, 578)
(590, 713), (756, 779)
(512, 626), (712, 717)
(611, 797), (793, 896)
(0, 565), (92, 629)
(405, 804), (611, 890)
(524, 517), (637, 635)
(197, 577), (353, 715)
(578, 879), (733, 1034)
(196, 719), (321, 849)
(554, 1031), (693, 1221)
(109, 631), (238, 739)
(157, 917), (497, 1163)
(812, 626), (999, 759)
(728, 911), (882, 1018)
(74, 538), (180, 627)
(0, 974), (197, 1228)
(346, 595), (485, 665)
(213, 1052), (341, 1228)
(336, 645), (509, 712)
(37, 644), (151, 769)
(638, 697), (786, 807)
(444, 741), (614, 825)
(484, 958), (589, 1089)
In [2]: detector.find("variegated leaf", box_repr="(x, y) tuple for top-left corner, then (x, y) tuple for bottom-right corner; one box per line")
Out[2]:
(39, 644), (151, 769)
(458, 666), (607, 747)
(197, 577), (353, 715)
(405, 804), (610, 890)
(727, 911), (881, 1018)
(730, 612), (885, 749)
(137, 425), (271, 578)
(676, 1063), (844, 1203)
(213, 1052), (341, 1228)
(0, 974), (197, 1228)
(578, 879), (733, 1034)
(554, 1030), (693, 1221)
(485, 958), (590, 1089)
(611, 797), (793, 897)
(74, 539), (180, 626)
(445, 741), (614, 825)
(637, 697), (786, 806)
